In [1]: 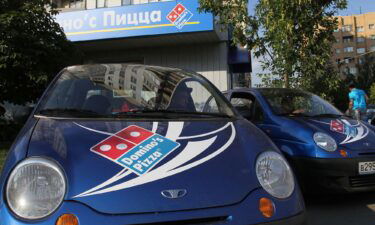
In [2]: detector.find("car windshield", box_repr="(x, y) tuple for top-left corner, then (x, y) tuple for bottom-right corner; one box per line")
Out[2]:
(36, 64), (235, 119)
(258, 89), (343, 117)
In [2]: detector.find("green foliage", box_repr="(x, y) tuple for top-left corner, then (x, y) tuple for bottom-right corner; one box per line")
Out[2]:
(199, 0), (347, 89)
(0, 0), (81, 106)
(355, 55), (375, 92)
(369, 83), (375, 105)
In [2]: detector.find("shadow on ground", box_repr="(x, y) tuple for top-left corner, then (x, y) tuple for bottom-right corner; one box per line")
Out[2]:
(305, 192), (375, 225)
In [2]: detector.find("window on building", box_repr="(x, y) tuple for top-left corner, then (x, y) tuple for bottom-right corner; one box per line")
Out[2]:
(370, 24), (375, 30)
(357, 37), (365, 43)
(53, 0), (85, 9)
(97, 0), (105, 7)
(70, 0), (85, 8)
(344, 47), (354, 53)
(359, 58), (365, 64)
(58, 0), (174, 10)
(343, 36), (353, 43)
(344, 57), (354, 64)
(334, 28), (340, 32)
(356, 26), (364, 32)
(122, 0), (131, 5)
(371, 46), (375, 52)
(357, 48), (366, 54)
(350, 67), (358, 75)
(342, 25), (352, 32)
(371, 35), (375, 40)
(107, 0), (121, 7)
(336, 49), (341, 54)
(86, 0), (95, 9)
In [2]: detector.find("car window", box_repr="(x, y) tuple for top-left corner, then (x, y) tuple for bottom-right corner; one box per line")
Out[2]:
(36, 65), (235, 118)
(259, 89), (343, 116)
(252, 100), (264, 122)
(230, 93), (257, 121)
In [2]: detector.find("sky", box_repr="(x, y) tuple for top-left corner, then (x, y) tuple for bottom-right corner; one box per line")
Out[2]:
(251, 0), (375, 86)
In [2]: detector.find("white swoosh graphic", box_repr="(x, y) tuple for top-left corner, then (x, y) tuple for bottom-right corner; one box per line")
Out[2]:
(75, 169), (131, 198)
(165, 122), (184, 141)
(340, 122), (369, 144)
(151, 122), (158, 133)
(74, 122), (235, 198)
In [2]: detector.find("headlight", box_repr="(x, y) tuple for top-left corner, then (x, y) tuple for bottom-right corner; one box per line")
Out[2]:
(256, 151), (295, 199)
(313, 132), (337, 152)
(6, 157), (66, 220)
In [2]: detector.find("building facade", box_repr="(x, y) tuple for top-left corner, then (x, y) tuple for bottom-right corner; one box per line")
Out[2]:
(52, 0), (252, 91)
(332, 12), (375, 76)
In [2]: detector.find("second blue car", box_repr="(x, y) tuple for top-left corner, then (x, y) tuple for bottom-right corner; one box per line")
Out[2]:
(226, 88), (375, 193)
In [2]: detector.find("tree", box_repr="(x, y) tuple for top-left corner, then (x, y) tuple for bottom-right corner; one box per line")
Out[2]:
(355, 54), (375, 91)
(199, 0), (347, 88)
(0, 0), (81, 107)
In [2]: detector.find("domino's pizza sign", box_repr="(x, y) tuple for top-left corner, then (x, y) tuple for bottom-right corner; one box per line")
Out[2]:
(91, 126), (180, 175)
(167, 3), (193, 29)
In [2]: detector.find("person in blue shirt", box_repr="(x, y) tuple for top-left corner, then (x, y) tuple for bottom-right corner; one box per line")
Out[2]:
(348, 84), (368, 120)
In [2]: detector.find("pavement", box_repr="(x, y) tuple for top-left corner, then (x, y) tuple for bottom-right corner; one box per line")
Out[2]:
(305, 192), (375, 225)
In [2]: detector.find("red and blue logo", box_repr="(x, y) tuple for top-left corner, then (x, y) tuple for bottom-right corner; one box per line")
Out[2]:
(167, 3), (194, 29)
(330, 120), (358, 138)
(91, 126), (180, 175)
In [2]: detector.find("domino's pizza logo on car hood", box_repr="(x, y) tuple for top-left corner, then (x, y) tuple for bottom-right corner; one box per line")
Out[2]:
(307, 118), (375, 147)
(91, 126), (180, 175)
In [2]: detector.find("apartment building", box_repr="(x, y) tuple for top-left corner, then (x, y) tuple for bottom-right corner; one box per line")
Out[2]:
(51, 0), (252, 90)
(332, 12), (375, 75)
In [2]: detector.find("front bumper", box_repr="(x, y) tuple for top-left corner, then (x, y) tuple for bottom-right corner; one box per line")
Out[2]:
(257, 212), (306, 225)
(290, 156), (375, 192)
(0, 188), (305, 225)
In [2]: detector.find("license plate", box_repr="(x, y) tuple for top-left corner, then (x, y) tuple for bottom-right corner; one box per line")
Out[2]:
(359, 161), (375, 175)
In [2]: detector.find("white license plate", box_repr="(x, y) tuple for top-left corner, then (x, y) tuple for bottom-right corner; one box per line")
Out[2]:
(359, 161), (375, 175)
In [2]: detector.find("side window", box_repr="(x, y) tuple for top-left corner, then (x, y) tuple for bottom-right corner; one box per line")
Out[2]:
(185, 81), (220, 113)
(203, 97), (220, 113)
(230, 93), (254, 120)
(230, 93), (264, 123)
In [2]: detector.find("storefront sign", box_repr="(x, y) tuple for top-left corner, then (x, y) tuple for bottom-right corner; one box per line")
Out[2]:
(55, 0), (214, 42)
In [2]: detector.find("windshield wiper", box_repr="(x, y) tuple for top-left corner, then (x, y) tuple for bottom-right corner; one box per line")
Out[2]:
(277, 112), (311, 117)
(37, 108), (103, 117)
(311, 113), (344, 118)
(113, 110), (232, 118)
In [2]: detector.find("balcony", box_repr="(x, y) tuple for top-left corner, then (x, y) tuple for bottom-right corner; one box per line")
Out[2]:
(52, 0), (175, 12)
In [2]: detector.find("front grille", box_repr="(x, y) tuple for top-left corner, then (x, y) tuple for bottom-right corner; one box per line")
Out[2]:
(135, 216), (230, 225)
(350, 175), (375, 188)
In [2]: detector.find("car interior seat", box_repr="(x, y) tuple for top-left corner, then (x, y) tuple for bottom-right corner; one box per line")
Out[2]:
(83, 95), (111, 114)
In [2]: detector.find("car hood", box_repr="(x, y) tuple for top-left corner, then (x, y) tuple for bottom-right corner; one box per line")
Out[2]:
(27, 118), (264, 214)
(295, 116), (375, 150)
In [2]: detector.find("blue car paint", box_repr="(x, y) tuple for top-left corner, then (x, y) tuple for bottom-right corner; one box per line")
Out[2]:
(226, 88), (375, 159)
(0, 77), (305, 225)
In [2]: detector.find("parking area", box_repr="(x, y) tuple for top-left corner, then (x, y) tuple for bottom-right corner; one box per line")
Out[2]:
(306, 193), (375, 225)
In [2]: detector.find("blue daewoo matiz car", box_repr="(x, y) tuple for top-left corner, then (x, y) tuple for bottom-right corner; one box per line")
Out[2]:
(0, 65), (305, 225)
(225, 88), (375, 193)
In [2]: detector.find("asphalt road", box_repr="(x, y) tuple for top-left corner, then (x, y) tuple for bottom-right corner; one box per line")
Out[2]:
(305, 192), (375, 225)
